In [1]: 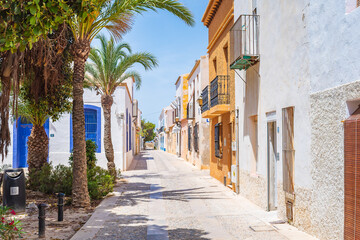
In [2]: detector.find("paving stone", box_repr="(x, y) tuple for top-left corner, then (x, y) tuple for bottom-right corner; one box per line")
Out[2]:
(72, 150), (317, 240)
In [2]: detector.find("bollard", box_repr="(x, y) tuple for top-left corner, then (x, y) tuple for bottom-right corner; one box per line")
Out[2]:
(57, 193), (64, 222)
(224, 176), (227, 186)
(38, 203), (46, 238)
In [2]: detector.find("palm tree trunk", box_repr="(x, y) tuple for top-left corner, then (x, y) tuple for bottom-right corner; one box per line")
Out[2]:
(71, 40), (91, 208)
(0, 52), (14, 161)
(27, 125), (48, 177)
(101, 95), (116, 178)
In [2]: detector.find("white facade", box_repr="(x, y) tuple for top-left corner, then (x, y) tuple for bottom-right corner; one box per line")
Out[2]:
(187, 55), (210, 169)
(3, 78), (137, 172)
(234, 1), (360, 239)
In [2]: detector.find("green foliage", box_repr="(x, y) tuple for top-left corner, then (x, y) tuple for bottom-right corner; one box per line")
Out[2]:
(17, 57), (72, 126)
(87, 166), (114, 200)
(0, 0), (73, 52)
(141, 119), (156, 142)
(0, 206), (24, 240)
(70, 140), (115, 200)
(27, 163), (73, 196)
(85, 34), (158, 94)
(68, 0), (194, 43)
(69, 140), (97, 169)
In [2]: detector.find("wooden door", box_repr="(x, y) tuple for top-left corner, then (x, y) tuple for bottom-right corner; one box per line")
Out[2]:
(344, 108), (360, 240)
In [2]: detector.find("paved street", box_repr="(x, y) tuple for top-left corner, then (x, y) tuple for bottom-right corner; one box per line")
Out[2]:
(72, 150), (317, 240)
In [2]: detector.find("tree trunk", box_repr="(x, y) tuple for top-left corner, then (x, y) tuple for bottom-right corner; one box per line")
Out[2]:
(27, 125), (48, 177)
(71, 40), (91, 208)
(0, 52), (14, 161)
(101, 95), (116, 178)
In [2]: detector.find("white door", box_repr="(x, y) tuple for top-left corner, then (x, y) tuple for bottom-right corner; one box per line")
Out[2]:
(267, 121), (278, 211)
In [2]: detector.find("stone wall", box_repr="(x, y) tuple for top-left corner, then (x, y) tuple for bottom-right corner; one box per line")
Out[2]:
(308, 80), (360, 240)
(239, 169), (267, 209)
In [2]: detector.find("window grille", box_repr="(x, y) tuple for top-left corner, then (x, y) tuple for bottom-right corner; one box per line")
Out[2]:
(215, 123), (222, 158)
(188, 126), (192, 151)
(194, 123), (199, 152)
(85, 109), (98, 144)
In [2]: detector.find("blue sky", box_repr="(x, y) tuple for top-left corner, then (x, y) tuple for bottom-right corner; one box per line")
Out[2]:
(117, 0), (208, 125)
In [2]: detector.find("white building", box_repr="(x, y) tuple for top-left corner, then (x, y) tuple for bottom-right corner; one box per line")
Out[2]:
(233, 0), (360, 239)
(4, 78), (138, 171)
(186, 55), (210, 169)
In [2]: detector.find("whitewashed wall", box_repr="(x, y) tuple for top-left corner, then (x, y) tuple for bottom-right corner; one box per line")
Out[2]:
(234, 0), (360, 239)
(1, 80), (135, 172)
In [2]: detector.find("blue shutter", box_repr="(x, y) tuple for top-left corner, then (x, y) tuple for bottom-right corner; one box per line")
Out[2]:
(129, 113), (132, 150)
(70, 105), (101, 153)
(126, 109), (128, 152)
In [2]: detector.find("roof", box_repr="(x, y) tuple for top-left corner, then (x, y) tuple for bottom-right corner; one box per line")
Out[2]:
(187, 60), (200, 82)
(202, 0), (222, 27)
(174, 74), (189, 85)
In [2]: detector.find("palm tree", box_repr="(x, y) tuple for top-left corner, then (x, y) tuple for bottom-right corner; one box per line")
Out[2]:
(17, 79), (72, 183)
(68, 0), (194, 207)
(85, 35), (157, 177)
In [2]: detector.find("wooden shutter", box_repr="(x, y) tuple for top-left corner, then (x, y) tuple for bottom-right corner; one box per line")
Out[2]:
(215, 123), (222, 158)
(282, 107), (295, 194)
(344, 108), (360, 240)
(188, 126), (192, 150)
(194, 124), (199, 152)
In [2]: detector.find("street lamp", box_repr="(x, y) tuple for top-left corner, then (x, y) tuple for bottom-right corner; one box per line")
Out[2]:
(197, 96), (203, 107)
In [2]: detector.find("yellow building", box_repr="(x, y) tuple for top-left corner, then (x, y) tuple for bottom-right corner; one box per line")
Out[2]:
(201, 0), (235, 189)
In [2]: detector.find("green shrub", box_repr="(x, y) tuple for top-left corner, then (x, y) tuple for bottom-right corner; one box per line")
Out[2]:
(87, 166), (114, 200)
(68, 140), (97, 169)
(52, 164), (73, 196)
(27, 163), (72, 196)
(29, 140), (114, 200)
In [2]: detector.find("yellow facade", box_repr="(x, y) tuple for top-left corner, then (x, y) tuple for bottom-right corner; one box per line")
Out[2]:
(202, 0), (236, 190)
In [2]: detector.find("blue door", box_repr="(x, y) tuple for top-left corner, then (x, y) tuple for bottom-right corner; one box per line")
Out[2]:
(13, 118), (50, 168)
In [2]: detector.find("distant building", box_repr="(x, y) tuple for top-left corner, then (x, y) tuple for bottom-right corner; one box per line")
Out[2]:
(186, 56), (210, 169)
(202, 0), (235, 189)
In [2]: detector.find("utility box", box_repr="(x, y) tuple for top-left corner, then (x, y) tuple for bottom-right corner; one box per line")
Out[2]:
(3, 169), (26, 212)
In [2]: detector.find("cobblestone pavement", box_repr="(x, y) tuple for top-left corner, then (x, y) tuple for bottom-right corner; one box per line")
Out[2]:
(72, 150), (317, 240)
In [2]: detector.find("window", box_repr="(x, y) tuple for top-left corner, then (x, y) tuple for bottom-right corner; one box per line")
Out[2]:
(129, 112), (132, 150)
(70, 105), (101, 153)
(85, 108), (98, 144)
(126, 108), (128, 152)
(213, 58), (217, 75)
(215, 123), (222, 158)
(194, 123), (199, 152)
(188, 125), (192, 151)
(282, 107), (295, 194)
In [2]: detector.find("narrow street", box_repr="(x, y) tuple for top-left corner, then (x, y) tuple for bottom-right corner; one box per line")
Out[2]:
(72, 150), (316, 240)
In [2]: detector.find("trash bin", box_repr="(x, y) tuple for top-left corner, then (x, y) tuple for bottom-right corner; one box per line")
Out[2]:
(3, 169), (26, 212)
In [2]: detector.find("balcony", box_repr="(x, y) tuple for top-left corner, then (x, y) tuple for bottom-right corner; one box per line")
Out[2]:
(230, 14), (260, 70)
(209, 75), (230, 115)
(201, 86), (209, 113)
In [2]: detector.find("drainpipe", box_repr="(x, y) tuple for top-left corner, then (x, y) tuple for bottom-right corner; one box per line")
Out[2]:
(235, 108), (240, 194)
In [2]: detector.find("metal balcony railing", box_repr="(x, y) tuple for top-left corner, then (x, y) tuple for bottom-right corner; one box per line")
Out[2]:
(230, 14), (260, 69)
(210, 75), (230, 108)
(201, 86), (209, 113)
